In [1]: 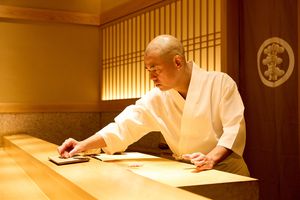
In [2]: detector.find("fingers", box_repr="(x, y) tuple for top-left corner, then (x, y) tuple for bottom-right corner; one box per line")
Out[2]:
(194, 160), (214, 172)
(61, 151), (69, 158)
(57, 138), (70, 155)
(182, 152), (204, 160)
(193, 159), (210, 167)
(68, 145), (80, 157)
(194, 156), (215, 172)
(182, 152), (214, 172)
(57, 138), (78, 158)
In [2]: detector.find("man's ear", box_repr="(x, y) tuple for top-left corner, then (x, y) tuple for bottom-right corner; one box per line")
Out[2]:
(174, 55), (183, 70)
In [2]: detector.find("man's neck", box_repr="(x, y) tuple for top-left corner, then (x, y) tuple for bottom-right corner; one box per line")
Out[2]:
(176, 62), (192, 99)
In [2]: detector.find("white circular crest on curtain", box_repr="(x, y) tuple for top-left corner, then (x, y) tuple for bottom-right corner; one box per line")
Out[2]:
(257, 37), (294, 87)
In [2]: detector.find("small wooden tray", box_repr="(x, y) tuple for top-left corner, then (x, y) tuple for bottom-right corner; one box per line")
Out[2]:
(48, 155), (90, 165)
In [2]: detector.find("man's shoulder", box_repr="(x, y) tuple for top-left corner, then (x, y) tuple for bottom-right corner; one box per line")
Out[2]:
(137, 87), (165, 104)
(194, 67), (231, 81)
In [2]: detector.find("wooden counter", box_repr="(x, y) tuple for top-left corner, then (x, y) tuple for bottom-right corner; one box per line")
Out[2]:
(3, 134), (258, 199)
(93, 152), (259, 199)
(0, 148), (48, 200)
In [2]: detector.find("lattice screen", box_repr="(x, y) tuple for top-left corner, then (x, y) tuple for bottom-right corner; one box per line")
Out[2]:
(100, 0), (221, 100)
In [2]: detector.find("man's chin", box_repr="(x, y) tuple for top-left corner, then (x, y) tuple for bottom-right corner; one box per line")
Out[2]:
(156, 85), (168, 91)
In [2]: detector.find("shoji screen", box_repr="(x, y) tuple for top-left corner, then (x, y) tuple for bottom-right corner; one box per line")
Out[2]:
(101, 0), (221, 100)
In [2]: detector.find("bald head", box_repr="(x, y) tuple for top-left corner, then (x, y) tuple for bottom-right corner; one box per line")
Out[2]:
(145, 35), (185, 62)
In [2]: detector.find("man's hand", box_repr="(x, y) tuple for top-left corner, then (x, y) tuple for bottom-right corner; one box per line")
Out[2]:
(57, 138), (84, 158)
(57, 134), (107, 158)
(183, 146), (232, 172)
(182, 152), (216, 172)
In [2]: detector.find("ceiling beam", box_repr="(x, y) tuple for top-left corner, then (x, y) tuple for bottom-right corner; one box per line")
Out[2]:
(0, 5), (100, 26)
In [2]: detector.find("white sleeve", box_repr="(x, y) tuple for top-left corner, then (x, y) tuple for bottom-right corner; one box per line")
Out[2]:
(96, 101), (159, 154)
(217, 76), (246, 156)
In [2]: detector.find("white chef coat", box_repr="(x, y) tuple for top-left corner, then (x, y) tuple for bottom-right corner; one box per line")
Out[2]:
(97, 61), (248, 175)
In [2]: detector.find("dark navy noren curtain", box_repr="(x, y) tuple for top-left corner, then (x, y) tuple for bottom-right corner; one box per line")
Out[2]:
(239, 0), (300, 199)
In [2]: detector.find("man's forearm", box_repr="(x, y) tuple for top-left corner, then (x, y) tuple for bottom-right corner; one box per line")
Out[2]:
(206, 145), (232, 165)
(80, 133), (107, 151)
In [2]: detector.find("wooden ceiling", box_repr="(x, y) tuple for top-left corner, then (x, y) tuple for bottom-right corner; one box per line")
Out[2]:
(0, 0), (164, 25)
(100, 0), (133, 13)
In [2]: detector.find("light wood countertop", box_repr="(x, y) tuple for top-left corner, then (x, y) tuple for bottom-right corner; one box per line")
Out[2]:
(3, 134), (258, 200)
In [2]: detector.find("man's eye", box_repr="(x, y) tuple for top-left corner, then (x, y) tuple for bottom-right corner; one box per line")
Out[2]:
(145, 65), (155, 71)
(150, 65), (155, 69)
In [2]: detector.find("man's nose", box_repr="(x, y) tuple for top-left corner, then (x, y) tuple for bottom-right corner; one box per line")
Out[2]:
(150, 72), (158, 80)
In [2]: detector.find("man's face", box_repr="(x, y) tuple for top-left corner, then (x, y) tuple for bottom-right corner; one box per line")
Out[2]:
(144, 50), (179, 91)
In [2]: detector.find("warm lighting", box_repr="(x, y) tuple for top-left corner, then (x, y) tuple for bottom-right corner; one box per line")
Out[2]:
(101, 0), (221, 100)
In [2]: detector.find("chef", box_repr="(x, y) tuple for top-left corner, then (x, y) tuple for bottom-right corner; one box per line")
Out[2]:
(58, 34), (250, 176)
